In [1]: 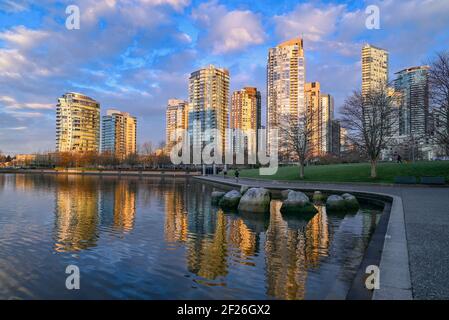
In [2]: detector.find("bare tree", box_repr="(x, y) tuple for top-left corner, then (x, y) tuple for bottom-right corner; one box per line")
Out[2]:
(278, 114), (313, 179)
(340, 88), (397, 178)
(429, 51), (449, 155)
(140, 141), (154, 155)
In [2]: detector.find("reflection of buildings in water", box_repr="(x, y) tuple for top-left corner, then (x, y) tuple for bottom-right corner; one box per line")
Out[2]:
(182, 183), (230, 281)
(186, 210), (228, 281)
(305, 206), (330, 268)
(228, 218), (257, 259)
(264, 200), (330, 300)
(0, 174), (5, 191)
(53, 176), (100, 252)
(227, 211), (267, 263)
(164, 186), (188, 243)
(11, 174), (58, 193)
(99, 179), (137, 232)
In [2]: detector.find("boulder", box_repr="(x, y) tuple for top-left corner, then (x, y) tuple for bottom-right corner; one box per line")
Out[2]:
(211, 191), (226, 205)
(326, 195), (346, 211)
(238, 188), (271, 213)
(280, 191), (317, 214)
(218, 190), (241, 210)
(240, 185), (250, 195)
(312, 191), (326, 202)
(342, 193), (359, 210)
(281, 189), (294, 200)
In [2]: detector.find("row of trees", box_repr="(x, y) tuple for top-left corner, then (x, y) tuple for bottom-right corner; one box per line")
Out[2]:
(0, 151), (13, 164)
(0, 140), (173, 169)
(279, 51), (449, 179)
(53, 150), (171, 169)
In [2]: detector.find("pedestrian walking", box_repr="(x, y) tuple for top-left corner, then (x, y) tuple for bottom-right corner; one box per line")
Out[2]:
(234, 168), (239, 183)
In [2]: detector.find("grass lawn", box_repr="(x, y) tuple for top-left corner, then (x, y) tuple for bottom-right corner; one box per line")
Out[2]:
(231, 161), (449, 184)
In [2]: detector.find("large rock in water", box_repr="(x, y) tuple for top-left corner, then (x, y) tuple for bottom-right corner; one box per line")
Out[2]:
(238, 188), (271, 213)
(281, 189), (294, 200)
(219, 190), (241, 210)
(211, 191), (226, 205)
(342, 193), (359, 210)
(326, 195), (346, 211)
(280, 191), (317, 214)
(312, 190), (326, 202)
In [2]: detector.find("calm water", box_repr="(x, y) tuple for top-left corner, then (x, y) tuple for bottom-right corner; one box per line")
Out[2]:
(0, 174), (382, 300)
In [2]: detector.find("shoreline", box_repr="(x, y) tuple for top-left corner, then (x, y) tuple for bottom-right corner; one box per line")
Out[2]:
(0, 169), (200, 177)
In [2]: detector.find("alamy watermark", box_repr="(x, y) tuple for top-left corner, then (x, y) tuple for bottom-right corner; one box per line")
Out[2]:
(169, 122), (279, 175)
(65, 264), (80, 290)
(65, 5), (80, 30)
(365, 5), (380, 30)
(365, 265), (380, 290)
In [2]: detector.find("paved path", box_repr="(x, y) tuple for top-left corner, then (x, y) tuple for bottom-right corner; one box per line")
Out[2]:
(195, 176), (449, 300)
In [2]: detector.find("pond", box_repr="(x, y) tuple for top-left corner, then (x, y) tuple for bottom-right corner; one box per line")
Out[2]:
(0, 174), (382, 299)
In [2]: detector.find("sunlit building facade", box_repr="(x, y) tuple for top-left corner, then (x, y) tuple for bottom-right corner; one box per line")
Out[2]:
(188, 65), (229, 157)
(362, 44), (389, 96)
(305, 82), (322, 157)
(322, 93), (336, 154)
(230, 87), (261, 156)
(166, 99), (189, 151)
(101, 109), (137, 159)
(267, 38), (306, 157)
(305, 83), (335, 157)
(56, 92), (100, 153)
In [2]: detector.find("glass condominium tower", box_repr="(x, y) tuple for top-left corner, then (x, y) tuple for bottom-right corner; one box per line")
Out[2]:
(188, 65), (230, 157)
(56, 92), (100, 153)
(101, 110), (137, 159)
(394, 66), (430, 138)
(267, 37), (305, 158)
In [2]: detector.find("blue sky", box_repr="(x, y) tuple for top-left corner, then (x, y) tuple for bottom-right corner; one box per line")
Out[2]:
(1, 0), (449, 154)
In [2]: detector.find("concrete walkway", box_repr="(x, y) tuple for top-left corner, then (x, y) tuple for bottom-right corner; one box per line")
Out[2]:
(195, 175), (449, 300)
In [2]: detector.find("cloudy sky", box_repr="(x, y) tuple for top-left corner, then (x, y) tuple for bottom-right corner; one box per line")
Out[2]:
(1, 0), (448, 154)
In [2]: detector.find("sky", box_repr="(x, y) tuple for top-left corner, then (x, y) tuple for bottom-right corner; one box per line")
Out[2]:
(0, 0), (449, 155)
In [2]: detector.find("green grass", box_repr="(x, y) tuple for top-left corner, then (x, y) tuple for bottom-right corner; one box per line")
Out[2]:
(231, 161), (449, 184)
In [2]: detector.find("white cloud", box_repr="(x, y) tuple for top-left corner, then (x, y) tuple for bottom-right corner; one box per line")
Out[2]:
(273, 3), (346, 43)
(139, 0), (190, 11)
(0, 26), (49, 49)
(0, 95), (53, 110)
(192, 1), (266, 54)
(0, 0), (29, 12)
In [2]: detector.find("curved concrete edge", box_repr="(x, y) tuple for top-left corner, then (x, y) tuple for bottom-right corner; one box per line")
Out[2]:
(193, 176), (413, 300)
(372, 195), (412, 300)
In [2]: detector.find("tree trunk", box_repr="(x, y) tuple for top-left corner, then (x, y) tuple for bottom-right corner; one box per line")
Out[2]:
(299, 162), (305, 179)
(370, 160), (377, 178)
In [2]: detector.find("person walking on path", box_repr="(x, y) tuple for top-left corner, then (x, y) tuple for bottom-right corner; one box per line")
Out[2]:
(397, 154), (403, 164)
(234, 168), (239, 183)
(223, 167), (227, 179)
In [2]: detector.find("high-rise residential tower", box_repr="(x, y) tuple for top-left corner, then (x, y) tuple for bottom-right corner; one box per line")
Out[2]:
(267, 38), (306, 157)
(188, 65), (229, 156)
(305, 83), (335, 157)
(166, 99), (189, 150)
(394, 66), (430, 138)
(101, 109), (137, 159)
(305, 82), (322, 157)
(56, 92), (100, 153)
(321, 93), (335, 154)
(230, 87), (261, 156)
(362, 44), (389, 96)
